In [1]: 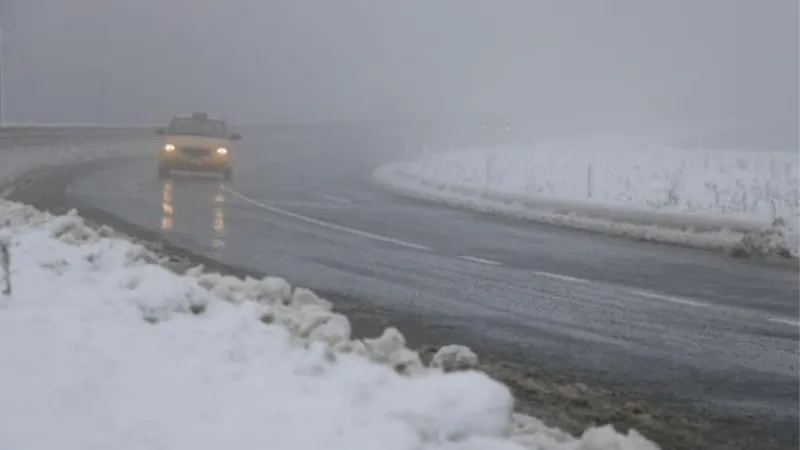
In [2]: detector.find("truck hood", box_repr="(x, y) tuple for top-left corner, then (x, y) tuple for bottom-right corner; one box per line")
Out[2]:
(163, 135), (230, 149)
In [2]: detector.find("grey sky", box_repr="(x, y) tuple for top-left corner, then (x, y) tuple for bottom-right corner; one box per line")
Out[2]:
(2, 0), (797, 136)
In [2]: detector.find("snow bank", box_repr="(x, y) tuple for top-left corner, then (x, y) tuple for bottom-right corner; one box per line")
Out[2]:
(0, 199), (661, 450)
(374, 163), (749, 252)
(376, 140), (798, 258)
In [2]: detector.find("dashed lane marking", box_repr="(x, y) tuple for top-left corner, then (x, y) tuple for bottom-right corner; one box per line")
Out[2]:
(533, 272), (713, 308)
(458, 255), (504, 266)
(628, 289), (710, 307)
(767, 317), (800, 327)
(534, 271), (592, 284)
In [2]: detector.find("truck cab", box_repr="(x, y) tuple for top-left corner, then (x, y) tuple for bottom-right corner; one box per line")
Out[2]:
(156, 113), (241, 180)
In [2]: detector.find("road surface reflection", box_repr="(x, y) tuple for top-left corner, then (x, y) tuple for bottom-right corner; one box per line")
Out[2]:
(159, 177), (227, 253)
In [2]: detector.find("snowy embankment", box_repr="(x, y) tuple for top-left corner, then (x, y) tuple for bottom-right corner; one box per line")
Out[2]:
(374, 138), (798, 258)
(0, 201), (659, 450)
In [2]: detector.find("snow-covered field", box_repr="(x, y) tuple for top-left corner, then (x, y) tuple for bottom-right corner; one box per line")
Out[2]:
(377, 137), (798, 257)
(404, 140), (798, 224)
(0, 200), (659, 450)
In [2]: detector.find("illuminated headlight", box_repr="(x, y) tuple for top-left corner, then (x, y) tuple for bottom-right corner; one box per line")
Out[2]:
(164, 144), (176, 152)
(216, 147), (228, 155)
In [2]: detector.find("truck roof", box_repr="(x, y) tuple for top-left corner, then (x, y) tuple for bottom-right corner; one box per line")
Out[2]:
(173, 113), (225, 122)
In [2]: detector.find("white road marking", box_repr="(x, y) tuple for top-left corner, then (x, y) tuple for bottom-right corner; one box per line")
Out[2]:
(767, 317), (800, 327)
(320, 193), (352, 204)
(224, 186), (431, 251)
(629, 289), (709, 307)
(458, 255), (503, 266)
(534, 271), (591, 284)
(531, 272), (714, 308)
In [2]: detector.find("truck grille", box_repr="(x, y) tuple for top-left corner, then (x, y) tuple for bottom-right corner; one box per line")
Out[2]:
(181, 147), (211, 158)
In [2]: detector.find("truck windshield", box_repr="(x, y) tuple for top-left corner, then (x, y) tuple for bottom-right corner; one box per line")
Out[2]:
(167, 118), (228, 138)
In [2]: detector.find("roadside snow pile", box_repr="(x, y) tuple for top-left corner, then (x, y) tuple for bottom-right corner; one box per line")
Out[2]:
(374, 164), (746, 253)
(734, 218), (798, 259)
(0, 199), (660, 450)
(375, 140), (798, 258)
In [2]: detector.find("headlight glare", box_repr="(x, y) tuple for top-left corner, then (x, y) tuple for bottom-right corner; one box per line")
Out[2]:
(164, 144), (176, 152)
(216, 147), (228, 155)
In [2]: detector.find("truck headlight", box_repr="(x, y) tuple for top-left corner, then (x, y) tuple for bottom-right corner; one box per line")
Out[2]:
(216, 147), (228, 155)
(164, 144), (176, 152)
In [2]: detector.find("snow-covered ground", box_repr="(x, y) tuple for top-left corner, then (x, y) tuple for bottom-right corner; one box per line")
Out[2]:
(0, 200), (660, 450)
(403, 139), (798, 224)
(377, 137), (798, 257)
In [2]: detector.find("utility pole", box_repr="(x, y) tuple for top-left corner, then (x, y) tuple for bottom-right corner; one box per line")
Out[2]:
(0, 27), (6, 127)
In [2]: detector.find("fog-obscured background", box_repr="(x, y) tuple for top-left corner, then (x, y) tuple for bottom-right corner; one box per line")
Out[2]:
(1, 0), (797, 147)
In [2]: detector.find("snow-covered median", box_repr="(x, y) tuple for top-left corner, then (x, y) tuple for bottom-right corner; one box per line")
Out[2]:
(0, 199), (659, 450)
(375, 139), (798, 258)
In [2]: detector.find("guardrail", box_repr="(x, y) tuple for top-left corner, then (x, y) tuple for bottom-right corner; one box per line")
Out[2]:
(0, 125), (156, 148)
(0, 125), (155, 137)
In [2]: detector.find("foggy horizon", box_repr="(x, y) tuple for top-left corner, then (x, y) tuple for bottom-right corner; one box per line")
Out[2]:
(1, 0), (797, 145)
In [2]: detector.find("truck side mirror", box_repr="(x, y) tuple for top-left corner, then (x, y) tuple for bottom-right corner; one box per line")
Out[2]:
(155, 128), (166, 136)
(230, 133), (242, 141)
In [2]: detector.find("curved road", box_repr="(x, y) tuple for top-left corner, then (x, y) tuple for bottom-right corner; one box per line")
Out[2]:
(57, 132), (798, 437)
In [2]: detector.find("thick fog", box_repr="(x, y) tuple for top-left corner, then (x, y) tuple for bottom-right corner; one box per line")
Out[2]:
(1, 0), (797, 143)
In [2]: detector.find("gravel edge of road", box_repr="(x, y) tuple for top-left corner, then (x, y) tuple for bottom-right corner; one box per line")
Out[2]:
(5, 156), (796, 450)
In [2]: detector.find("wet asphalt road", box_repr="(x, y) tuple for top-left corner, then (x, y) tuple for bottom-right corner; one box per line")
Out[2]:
(58, 133), (798, 436)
